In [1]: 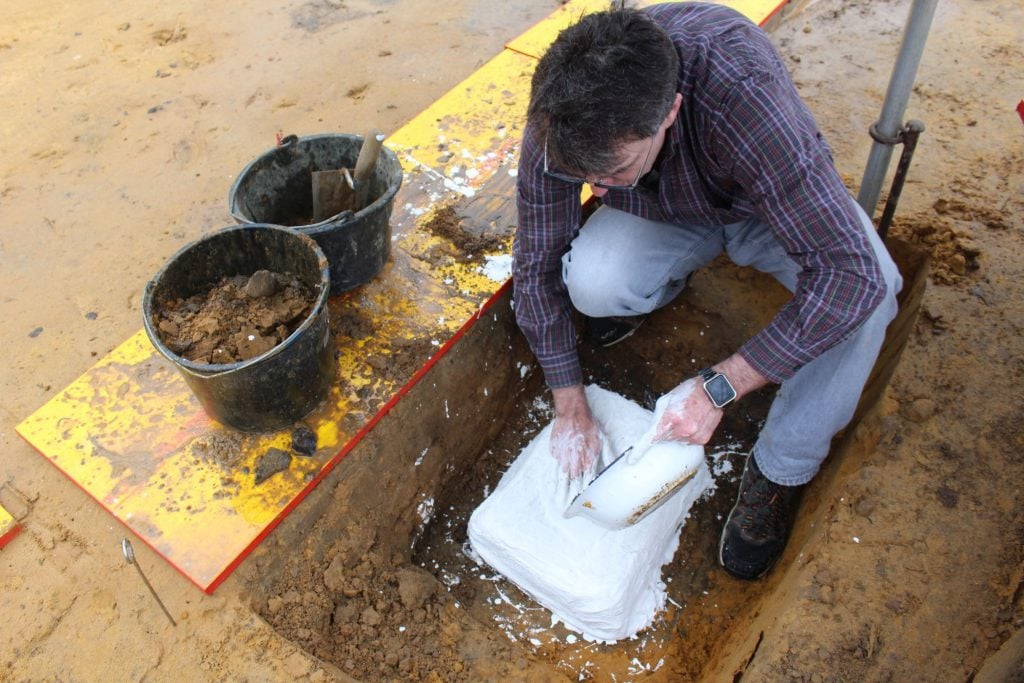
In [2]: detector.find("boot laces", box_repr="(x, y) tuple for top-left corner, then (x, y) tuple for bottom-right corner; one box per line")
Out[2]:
(737, 463), (795, 541)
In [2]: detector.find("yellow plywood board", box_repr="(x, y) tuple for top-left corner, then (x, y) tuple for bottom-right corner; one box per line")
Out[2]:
(708, 0), (788, 25)
(387, 48), (535, 185)
(507, 0), (789, 60)
(16, 38), (527, 594)
(504, 0), (610, 59)
(16, 331), (333, 588)
(0, 505), (19, 548)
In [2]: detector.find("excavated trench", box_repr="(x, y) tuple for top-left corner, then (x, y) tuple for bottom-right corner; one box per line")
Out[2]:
(239, 241), (926, 681)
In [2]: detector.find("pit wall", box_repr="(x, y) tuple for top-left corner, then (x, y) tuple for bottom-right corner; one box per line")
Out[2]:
(238, 291), (568, 679)
(243, 291), (534, 584)
(702, 241), (929, 680)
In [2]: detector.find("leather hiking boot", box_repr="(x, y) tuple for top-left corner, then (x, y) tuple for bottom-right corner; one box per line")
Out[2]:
(718, 454), (803, 580)
(583, 314), (648, 347)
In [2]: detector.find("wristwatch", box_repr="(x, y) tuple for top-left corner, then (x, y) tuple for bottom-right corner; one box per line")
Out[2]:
(699, 368), (737, 409)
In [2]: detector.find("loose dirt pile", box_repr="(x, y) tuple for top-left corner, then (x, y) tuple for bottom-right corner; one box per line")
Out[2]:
(328, 302), (440, 387)
(421, 204), (507, 262)
(260, 535), (466, 680)
(153, 270), (315, 363)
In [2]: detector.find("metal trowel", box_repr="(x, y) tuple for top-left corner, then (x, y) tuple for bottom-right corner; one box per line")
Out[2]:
(311, 128), (386, 222)
(564, 441), (704, 530)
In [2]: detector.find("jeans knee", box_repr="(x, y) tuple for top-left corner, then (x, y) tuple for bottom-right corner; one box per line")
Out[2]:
(564, 264), (620, 316)
(877, 249), (903, 316)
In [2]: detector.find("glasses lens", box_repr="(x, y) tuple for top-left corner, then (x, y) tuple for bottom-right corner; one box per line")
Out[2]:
(543, 133), (654, 191)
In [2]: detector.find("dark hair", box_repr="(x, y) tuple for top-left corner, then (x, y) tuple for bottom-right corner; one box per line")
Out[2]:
(527, 5), (680, 175)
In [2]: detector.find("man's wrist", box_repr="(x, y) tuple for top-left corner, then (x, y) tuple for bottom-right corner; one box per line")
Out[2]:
(711, 353), (769, 400)
(699, 368), (737, 409)
(552, 384), (588, 417)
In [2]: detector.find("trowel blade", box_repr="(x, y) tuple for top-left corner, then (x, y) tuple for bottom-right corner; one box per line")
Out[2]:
(311, 168), (355, 221)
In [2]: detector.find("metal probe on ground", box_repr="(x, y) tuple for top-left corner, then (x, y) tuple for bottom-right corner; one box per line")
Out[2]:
(121, 538), (177, 627)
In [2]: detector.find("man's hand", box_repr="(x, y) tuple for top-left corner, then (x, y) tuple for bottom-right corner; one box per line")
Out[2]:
(646, 378), (720, 446)
(550, 385), (604, 479)
(635, 353), (770, 457)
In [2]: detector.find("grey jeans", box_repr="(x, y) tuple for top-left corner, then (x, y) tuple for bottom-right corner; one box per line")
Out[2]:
(561, 205), (902, 486)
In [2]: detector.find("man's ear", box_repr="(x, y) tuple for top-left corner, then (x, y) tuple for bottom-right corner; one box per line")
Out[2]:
(664, 93), (683, 128)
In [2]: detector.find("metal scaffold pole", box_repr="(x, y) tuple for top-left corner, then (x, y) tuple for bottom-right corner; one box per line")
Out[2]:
(857, 0), (938, 219)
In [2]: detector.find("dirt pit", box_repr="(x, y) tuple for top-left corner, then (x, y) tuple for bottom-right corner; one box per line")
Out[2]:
(411, 378), (775, 679)
(152, 269), (315, 363)
(249, 259), (874, 681)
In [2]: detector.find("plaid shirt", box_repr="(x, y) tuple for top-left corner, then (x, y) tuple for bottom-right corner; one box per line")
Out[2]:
(513, 2), (885, 389)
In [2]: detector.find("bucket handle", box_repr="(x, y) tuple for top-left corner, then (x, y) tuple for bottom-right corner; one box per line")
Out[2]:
(308, 209), (355, 229)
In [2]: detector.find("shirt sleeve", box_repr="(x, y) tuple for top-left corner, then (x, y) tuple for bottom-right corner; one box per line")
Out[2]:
(513, 128), (585, 388)
(709, 71), (887, 383)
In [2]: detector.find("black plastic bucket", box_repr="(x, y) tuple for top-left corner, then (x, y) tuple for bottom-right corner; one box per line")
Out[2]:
(227, 133), (403, 295)
(143, 224), (336, 433)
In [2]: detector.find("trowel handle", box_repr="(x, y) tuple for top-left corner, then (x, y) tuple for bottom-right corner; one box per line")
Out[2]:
(353, 129), (385, 185)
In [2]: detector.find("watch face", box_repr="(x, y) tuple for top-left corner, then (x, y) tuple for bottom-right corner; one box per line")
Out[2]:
(704, 374), (736, 407)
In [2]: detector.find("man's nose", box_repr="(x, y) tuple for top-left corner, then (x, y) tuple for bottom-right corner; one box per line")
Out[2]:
(588, 183), (608, 198)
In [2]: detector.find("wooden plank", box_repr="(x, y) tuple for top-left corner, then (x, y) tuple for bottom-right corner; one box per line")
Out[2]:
(0, 504), (20, 549)
(506, 0), (791, 60)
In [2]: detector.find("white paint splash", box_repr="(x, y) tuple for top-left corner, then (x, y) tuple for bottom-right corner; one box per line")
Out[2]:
(404, 202), (427, 217)
(401, 153), (477, 198)
(479, 253), (513, 282)
(417, 497), (435, 524)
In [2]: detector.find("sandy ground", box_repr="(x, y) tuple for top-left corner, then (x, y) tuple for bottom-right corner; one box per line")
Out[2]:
(2, 0), (1023, 681)
(734, 1), (1024, 678)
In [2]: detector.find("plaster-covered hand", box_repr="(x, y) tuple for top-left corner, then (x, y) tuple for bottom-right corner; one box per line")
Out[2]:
(651, 378), (722, 445)
(629, 354), (770, 463)
(550, 385), (605, 479)
(628, 379), (712, 463)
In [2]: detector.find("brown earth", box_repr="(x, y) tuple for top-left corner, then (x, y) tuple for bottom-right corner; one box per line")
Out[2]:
(2, 0), (1023, 681)
(423, 204), (507, 261)
(412, 202), (510, 270)
(153, 270), (315, 363)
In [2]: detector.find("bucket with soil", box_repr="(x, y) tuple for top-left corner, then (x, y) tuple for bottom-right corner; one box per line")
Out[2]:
(227, 133), (403, 295)
(143, 224), (336, 433)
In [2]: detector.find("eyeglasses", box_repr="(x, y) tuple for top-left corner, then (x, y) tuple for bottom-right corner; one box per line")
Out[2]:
(542, 133), (656, 191)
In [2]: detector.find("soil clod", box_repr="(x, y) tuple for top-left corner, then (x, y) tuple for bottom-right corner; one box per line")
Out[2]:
(244, 269), (280, 298)
(255, 448), (293, 485)
(291, 425), (318, 456)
